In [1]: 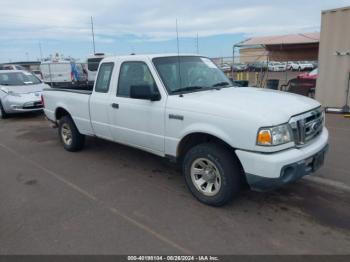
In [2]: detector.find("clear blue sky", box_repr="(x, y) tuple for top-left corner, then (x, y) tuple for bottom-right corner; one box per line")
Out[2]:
(1, 0), (350, 62)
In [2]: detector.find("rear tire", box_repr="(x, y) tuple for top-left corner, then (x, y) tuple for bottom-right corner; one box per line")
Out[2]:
(58, 116), (85, 152)
(0, 101), (8, 119)
(182, 143), (243, 206)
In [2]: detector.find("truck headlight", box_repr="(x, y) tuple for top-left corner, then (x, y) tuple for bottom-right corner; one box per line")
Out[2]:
(257, 124), (293, 146)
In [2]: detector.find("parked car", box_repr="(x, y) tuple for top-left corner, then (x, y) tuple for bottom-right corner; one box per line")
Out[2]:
(0, 70), (49, 119)
(288, 61), (314, 71)
(248, 61), (268, 71)
(43, 54), (328, 206)
(232, 63), (248, 72)
(268, 62), (286, 72)
(219, 63), (231, 72)
(310, 61), (318, 69)
(298, 68), (318, 80)
(0, 64), (27, 71)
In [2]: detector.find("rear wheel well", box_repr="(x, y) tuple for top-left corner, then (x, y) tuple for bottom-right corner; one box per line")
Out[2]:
(55, 107), (70, 121)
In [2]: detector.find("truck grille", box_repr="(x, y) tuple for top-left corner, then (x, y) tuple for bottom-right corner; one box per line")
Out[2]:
(289, 108), (324, 146)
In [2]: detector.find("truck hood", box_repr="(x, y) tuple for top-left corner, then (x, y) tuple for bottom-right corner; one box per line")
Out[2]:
(0, 83), (47, 94)
(168, 87), (320, 126)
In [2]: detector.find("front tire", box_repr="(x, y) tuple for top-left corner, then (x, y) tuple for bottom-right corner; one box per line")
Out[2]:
(58, 116), (85, 152)
(183, 143), (243, 206)
(0, 101), (8, 119)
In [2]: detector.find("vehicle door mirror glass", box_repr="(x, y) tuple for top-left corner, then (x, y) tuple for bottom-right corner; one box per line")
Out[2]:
(130, 85), (160, 101)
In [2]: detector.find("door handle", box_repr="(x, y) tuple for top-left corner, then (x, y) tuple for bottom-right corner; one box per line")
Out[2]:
(111, 103), (119, 109)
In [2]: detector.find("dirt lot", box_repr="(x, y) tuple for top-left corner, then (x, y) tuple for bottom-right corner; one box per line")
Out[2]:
(0, 113), (350, 255)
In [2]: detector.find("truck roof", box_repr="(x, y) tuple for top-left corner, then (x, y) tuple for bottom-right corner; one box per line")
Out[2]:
(102, 53), (201, 62)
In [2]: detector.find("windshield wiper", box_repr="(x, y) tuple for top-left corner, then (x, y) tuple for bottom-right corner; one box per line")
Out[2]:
(212, 81), (231, 88)
(172, 86), (205, 94)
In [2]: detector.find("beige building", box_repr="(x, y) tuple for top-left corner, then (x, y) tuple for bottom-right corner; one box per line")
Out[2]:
(239, 47), (268, 63)
(316, 6), (350, 109)
(237, 32), (320, 63)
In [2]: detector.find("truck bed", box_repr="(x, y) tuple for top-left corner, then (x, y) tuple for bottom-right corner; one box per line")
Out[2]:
(43, 87), (94, 135)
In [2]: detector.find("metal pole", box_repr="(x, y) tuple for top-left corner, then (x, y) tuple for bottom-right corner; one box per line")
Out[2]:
(344, 72), (350, 112)
(232, 45), (235, 80)
(91, 16), (96, 54)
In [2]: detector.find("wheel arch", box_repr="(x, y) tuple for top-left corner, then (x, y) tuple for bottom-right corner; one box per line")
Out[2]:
(55, 107), (71, 121)
(177, 132), (236, 160)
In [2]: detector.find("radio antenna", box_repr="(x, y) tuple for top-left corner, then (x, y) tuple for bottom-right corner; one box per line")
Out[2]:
(176, 19), (180, 55)
(176, 19), (182, 92)
(91, 16), (96, 54)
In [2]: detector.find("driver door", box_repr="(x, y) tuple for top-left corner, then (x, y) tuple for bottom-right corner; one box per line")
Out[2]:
(108, 61), (166, 155)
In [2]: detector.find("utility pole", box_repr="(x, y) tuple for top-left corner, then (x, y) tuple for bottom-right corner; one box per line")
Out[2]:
(91, 16), (96, 54)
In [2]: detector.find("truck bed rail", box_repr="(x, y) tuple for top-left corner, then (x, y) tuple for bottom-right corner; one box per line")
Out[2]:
(43, 88), (92, 95)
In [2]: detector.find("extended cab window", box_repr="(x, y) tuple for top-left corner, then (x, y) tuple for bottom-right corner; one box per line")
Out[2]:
(117, 62), (159, 98)
(95, 63), (114, 93)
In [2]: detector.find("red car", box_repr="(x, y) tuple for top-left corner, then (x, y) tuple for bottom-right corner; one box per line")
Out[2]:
(298, 68), (318, 80)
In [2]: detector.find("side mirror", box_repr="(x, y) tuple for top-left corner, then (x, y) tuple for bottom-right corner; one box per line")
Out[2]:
(130, 85), (161, 101)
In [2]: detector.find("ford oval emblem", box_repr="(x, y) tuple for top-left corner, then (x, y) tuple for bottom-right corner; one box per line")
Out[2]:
(311, 121), (322, 132)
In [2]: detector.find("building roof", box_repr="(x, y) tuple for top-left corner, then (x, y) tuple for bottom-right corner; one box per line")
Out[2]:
(322, 5), (350, 14)
(1, 61), (41, 66)
(237, 32), (320, 47)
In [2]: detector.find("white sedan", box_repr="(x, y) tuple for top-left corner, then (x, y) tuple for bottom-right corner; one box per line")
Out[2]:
(268, 62), (286, 72)
(0, 70), (49, 119)
(288, 61), (314, 71)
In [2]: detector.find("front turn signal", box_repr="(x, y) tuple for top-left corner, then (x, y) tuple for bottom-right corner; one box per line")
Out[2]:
(257, 129), (272, 146)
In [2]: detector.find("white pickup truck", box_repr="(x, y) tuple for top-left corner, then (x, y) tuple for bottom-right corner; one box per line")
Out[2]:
(43, 54), (329, 206)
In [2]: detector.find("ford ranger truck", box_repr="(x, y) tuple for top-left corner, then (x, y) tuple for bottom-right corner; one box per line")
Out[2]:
(43, 54), (329, 206)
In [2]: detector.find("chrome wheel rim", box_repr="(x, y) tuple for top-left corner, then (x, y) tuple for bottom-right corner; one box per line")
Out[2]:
(190, 158), (221, 196)
(61, 123), (72, 146)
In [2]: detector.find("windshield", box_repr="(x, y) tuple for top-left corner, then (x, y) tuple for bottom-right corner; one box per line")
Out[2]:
(153, 56), (232, 94)
(0, 72), (41, 86)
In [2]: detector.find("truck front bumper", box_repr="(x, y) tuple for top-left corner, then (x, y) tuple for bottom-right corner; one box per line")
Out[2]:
(235, 128), (329, 191)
